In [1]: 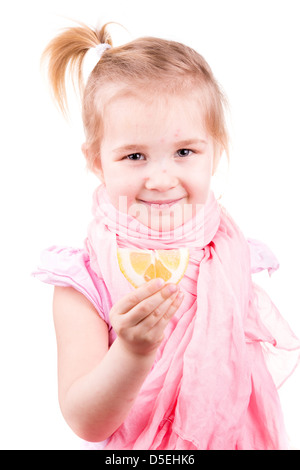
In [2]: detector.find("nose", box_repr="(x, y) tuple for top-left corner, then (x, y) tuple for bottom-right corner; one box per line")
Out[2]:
(144, 162), (178, 191)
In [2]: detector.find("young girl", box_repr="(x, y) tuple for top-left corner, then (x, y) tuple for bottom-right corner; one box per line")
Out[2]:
(33, 22), (300, 450)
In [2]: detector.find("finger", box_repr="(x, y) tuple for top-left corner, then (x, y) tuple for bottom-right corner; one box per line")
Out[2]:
(140, 291), (184, 347)
(128, 283), (179, 325)
(154, 290), (184, 329)
(140, 289), (182, 330)
(112, 278), (166, 315)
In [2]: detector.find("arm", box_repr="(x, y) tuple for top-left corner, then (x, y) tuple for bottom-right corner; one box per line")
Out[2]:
(53, 280), (183, 442)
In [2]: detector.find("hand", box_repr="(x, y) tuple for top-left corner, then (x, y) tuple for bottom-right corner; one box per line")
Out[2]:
(109, 279), (184, 356)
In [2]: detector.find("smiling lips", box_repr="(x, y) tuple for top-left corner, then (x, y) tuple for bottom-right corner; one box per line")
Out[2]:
(139, 198), (184, 209)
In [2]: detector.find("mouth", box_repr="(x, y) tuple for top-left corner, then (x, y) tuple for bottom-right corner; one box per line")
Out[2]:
(137, 197), (185, 209)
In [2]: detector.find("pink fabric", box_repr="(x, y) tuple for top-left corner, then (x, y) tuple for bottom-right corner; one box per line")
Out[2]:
(247, 238), (280, 275)
(33, 184), (300, 449)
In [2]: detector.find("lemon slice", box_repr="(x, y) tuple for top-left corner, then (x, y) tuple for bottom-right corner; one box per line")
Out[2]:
(117, 248), (189, 287)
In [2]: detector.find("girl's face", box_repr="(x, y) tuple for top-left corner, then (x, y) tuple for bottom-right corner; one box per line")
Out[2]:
(94, 92), (219, 231)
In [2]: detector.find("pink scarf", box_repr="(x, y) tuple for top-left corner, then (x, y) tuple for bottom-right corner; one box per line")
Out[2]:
(86, 184), (289, 450)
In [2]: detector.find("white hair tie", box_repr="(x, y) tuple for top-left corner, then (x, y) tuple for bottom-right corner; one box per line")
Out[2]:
(94, 43), (112, 59)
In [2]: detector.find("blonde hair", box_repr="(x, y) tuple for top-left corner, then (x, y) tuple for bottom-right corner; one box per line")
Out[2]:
(42, 22), (229, 171)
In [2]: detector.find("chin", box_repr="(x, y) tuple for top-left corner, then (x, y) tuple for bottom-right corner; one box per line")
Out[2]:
(138, 212), (186, 232)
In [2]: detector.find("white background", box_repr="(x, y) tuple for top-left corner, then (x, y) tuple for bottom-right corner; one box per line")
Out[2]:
(0, 0), (299, 450)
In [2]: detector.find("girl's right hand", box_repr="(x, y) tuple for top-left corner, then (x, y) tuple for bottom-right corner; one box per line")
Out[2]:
(109, 279), (184, 357)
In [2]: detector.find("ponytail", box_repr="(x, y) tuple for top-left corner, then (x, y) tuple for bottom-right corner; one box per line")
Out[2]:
(41, 22), (113, 116)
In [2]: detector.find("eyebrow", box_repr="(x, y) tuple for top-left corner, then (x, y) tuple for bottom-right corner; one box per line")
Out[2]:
(174, 139), (208, 147)
(113, 144), (148, 154)
(112, 139), (208, 154)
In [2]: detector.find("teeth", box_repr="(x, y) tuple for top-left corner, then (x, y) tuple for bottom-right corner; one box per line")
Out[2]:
(140, 199), (183, 209)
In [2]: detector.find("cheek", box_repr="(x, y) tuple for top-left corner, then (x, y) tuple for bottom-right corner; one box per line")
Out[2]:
(106, 178), (140, 210)
(187, 171), (212, 203)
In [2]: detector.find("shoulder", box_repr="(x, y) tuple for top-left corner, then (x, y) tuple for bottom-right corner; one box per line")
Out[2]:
(53, 284), (108, 337)
(33, 245), (116, 342)
(218, 207), (279, 276)
(247, 238), (279, 275)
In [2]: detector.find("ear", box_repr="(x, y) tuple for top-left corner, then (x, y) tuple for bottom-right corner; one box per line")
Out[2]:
(81, 143), (105, 183)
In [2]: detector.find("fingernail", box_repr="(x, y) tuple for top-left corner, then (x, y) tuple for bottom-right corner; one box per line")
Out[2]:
(167, 284), (178, 294)
(155, 278), (165, 288)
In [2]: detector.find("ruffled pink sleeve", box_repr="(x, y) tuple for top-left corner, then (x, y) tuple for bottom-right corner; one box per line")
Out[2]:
(32, 246), (116, 343)
(247, 237), (280, 275)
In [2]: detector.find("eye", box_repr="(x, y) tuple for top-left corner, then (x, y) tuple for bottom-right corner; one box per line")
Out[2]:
(177, 148), (193, 158)
(126, 153), (145, 161)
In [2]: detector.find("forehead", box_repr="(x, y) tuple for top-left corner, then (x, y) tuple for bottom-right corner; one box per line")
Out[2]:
(102, 89), (208, 142)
